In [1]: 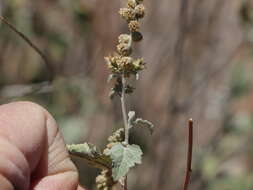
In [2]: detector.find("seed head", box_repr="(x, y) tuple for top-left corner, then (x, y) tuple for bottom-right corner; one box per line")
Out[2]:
(117, 43), (132, 56)
(119, 8), (135, 21)
(135, 4), (145, 18)
(127, 0), (137, 8)
(118, 34), (131, 44)
(132, 31), (143, 42)
(118, 57), (133, 67)
(128, 20), (140, 32)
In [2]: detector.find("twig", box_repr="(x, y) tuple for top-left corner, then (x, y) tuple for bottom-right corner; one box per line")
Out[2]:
(182, 118), (193, 190)
(0, 15), (55, 78)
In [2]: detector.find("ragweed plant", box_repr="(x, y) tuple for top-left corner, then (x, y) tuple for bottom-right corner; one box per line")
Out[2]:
(69, 0), (154, 189)
(1, 1), (153, 189)
(102, 0), (154, 189)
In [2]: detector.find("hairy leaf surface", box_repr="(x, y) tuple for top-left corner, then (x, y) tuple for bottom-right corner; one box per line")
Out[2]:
(105, 143), (143, 180)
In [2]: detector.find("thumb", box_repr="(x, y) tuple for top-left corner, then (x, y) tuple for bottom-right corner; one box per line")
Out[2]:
(0, 101), (85, 190)
(28, 102), (85, 190)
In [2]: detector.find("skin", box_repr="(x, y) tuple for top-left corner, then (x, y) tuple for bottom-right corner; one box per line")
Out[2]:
(0, 101), (85, 190)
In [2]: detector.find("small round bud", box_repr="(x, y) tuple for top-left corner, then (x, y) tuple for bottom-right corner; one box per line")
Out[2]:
(135, 4), (145, 18)
(105, 55), (121, 71)
(132, 31), (143, 42)
(117, 43), (132, 56)
(119, 8), (135, 21)
(128, 20), (140, 32)
(120, 57), (133, 66)
(133, 58), (145, 71)
(127, 0), (137, 8)
(118, 34), (131, 44)
(96, 175), (106, 183)
(96, 169), (117, 190)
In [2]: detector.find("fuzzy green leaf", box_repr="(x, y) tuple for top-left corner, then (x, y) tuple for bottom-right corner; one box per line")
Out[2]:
(105, 143), (143, 181)
(67, 143), (112, 170)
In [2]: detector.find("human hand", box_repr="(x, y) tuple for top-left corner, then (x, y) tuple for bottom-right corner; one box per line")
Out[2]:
(0, 101), (85, 190)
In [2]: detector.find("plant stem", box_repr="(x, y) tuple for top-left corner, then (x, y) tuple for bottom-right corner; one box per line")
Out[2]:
(121, 76), (129, 144)
(120, 75), (129, 190)
(182, 118), (193, 190)
(124, 176), (128, 190)
(119, 3), (136, 190)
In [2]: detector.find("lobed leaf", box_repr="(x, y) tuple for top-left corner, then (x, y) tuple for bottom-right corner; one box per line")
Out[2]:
(105, 143), (143, 181)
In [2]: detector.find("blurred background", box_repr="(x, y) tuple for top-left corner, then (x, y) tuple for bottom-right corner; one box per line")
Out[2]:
(1, 0), (253, 189)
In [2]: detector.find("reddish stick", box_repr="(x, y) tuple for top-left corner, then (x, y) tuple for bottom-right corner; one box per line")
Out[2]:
(182, 119), (193, 190)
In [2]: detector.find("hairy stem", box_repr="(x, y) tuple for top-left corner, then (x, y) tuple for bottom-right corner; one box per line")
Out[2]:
(182, 118), (193, 190)
(121, 76), (129, 144)
(120, 75), (129, 190)
(124, 176), (128, 190)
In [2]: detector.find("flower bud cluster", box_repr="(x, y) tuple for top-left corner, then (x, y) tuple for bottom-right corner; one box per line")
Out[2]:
(104, 128), (124, 153)
(98, 0), (148, 188)
(96, 170), (116, 190)
(108, 128), (125, 143)
(97, 129), (125, 190)
(105, 0), (146, 97)
(119, 0), (145, 22)
(116, 34), (132, 56)
(119, 0), (145, 42)
(105, 55), (145, 77)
